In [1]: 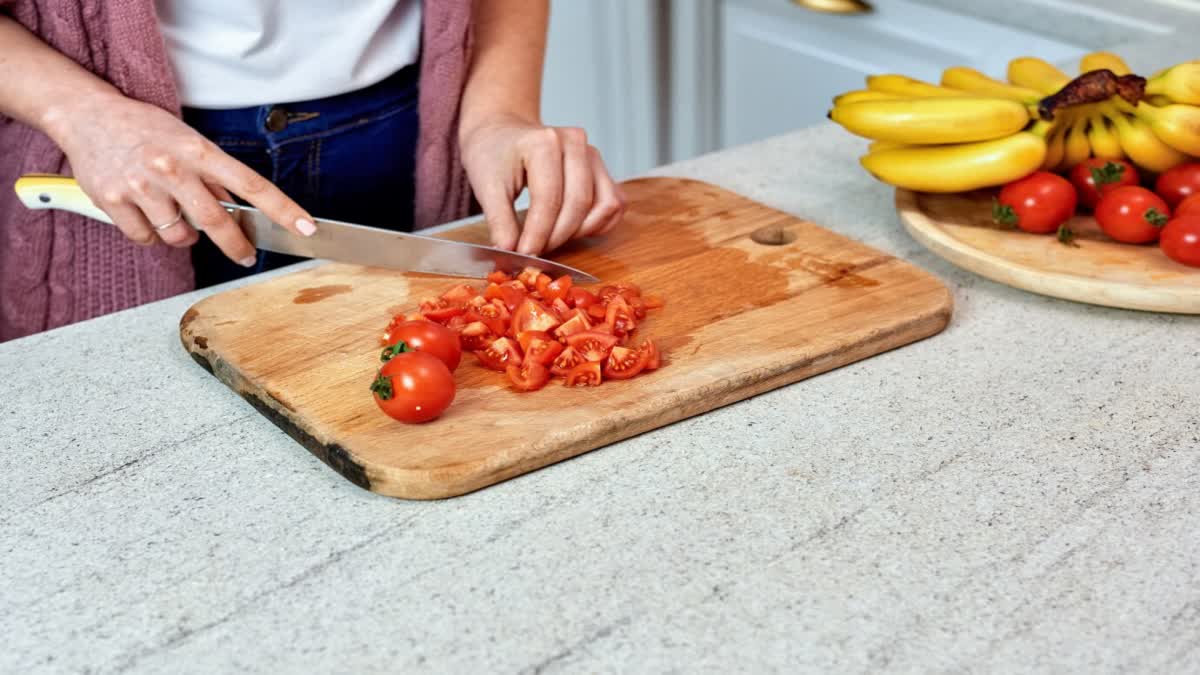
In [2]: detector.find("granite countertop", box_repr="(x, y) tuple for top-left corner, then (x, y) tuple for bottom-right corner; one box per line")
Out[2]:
(5, 6), (1200, 673)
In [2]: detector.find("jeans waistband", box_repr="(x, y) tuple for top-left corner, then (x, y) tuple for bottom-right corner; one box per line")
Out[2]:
(182, 63), (419, 145)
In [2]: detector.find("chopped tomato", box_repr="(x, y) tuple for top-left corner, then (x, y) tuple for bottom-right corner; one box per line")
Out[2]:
(566, 331), (619, 362)
(602, 346), (648, 380)
(568, 287), (597, 309)
(533, 273), (553, 296)
(518, 267), (543, 290)
(464, 310), (507, 337)
(422, 305), (466, 323)
(476, 302), (511, 331)
(554, 313), (592, 341)
(551, 346), (587, 376)
(512, 297), (561, 334)
(440, 284), (477, 304)
(587, 303), (608, 320)
(605, 296), (637, 336)
(507, 360), (550, 391)
(485, 282), (527, 312)
(564, 361), (603, 387)
(536, 275), (573, 304)
(597, 286), (621, 304)
(637, 339), (660, 370)
(445, 314), (468, 333)
(487, 270), (511, 284)
(551, 297), (572, 318)
(458, 321), (495, 351)
(475, 337), (522, 371)
(517, 331), (564, 366)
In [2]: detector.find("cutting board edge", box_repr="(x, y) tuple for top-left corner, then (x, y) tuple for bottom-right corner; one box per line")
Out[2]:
(896, 188), (1200, 315)
(180, 280), (953, 500)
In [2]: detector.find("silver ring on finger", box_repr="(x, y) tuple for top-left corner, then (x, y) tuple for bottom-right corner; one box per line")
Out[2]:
(154, 209), (184, 231)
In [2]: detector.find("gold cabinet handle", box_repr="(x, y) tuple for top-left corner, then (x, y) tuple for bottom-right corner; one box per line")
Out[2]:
(791, 0), (874, 14)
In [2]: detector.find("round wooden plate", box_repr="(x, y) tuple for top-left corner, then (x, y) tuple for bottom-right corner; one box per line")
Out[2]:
(896, 189), (1200, 314)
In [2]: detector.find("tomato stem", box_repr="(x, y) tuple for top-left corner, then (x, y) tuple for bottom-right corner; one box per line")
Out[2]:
(380, 341), (412, 362)
(1091, 161), (1125, 186)
(1056, 224), (1080, 247)
(1145, 208), (1169, 227)
(369, 373), (394, 400)
(992, 199), (1018, 227)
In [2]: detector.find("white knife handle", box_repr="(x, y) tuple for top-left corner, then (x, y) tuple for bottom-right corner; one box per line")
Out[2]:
(14, 174), (114, 224)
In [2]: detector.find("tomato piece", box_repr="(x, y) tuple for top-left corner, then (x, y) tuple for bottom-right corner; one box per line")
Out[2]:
(518, 333), (563, 366)
(566, 331), (619, 362)
(533, 273), (553, 297)
(484, 283), (527, 312)
(506, 360), (551, 391)
(421, 305), (467, 323)
(554, 313), (592, 341)
(475, 303), (511, 335)
(464, 310), (507, 337)
(637, 339), (660, 371)
(627, 294), (648, 320)
(564, 361), (603, 387)
(567, 287), (596, 309)
(597, 286), (622, 304)
(534, 275), (573, 304)
(370, 351), (456, 423)
(440, 284), (477, 304)
(605, 296), (637, 337)
(551, 297), (572, 319)
(1155, 162), (1200, 209)
(1176, 194), (1200, 219)
(487, 270), (511, 285)
(518, 267), (543, 290)
(551, 346), (587, 377)
(1160, 215), (1200, 267)
(1095, 186), (1170, 244)
(511, 297), (562, 334)
(475, 337), (523, 371)
(994, 172), (1078, 234)
(587, 303), (608, 320)
(458, 321), (495, 351)
(380, 320), (462, 372)
(602, 346), (648, 380)
(1069, 159), (1139, 210)
(445, 314), (468, 333)
(516, 330), (551, 353)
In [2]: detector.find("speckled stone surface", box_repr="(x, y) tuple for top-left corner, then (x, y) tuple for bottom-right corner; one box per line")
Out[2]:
(5, 10), (1200, 675)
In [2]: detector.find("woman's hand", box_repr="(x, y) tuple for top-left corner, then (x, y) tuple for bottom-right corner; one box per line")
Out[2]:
(459, 112), (626, 255)
(47, 91), (316, 267)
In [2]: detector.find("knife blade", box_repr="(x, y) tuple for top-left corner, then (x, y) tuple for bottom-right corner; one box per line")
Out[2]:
(13, 174), (598, 283)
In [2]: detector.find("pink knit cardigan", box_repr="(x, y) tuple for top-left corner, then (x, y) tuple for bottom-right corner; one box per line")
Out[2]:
(0, 0), (474, 342)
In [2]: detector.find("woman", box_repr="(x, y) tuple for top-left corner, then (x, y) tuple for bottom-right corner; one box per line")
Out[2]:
(0, 0), (626, 342)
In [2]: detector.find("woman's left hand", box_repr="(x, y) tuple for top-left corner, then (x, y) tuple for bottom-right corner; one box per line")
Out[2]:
(460, 113), (626, 256)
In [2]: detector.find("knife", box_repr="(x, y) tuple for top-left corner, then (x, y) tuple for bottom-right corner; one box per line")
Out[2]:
(13, 174), (598, 283)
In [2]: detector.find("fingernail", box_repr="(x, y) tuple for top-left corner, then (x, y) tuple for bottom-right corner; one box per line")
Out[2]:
(239, 255), (257, 268)
(296, 218), (317, 236)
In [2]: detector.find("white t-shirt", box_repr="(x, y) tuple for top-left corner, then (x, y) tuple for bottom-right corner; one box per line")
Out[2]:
(156, 1), (422, 109)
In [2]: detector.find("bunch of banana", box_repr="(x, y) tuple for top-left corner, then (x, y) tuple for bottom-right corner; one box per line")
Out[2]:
(828, 51), (1200, 193)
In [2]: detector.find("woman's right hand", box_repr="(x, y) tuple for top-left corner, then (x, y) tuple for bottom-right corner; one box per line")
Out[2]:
(47, 91), (316, 267)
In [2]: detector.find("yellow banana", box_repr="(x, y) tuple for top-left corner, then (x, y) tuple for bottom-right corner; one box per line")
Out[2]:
(833, 89), (899, 105)
(940, 66), (1041, 103)
(829, 96), (1032, 145)
(860, 121), (1051, 193)
(1101, 102), (1189, 172)
(868, 140), (905, 152)
(1122, 99), (1200, 157)
(866, 74), (961, 98)
(1008, 57), (1071, 95)
(1042, 116), (1068, 170)
(1061, 109), (1092, 170)
(1086, 110), (1124, 159)
(1080, 51), (1131, 75)
(1148, 95), (1173, 107)
(1145, 62), (1200, 105)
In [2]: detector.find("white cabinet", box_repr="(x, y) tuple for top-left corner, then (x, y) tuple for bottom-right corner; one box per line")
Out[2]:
(718, 0), (1089, 148)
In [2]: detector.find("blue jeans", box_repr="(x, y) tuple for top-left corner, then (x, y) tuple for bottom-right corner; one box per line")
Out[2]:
(183, 65), (419, 288)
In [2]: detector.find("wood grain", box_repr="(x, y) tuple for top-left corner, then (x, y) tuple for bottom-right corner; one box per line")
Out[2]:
(180, 178), (953, 499)
(897, 189), (1200, 314)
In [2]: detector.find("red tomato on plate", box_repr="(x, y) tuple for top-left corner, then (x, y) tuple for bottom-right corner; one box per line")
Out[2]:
(1159, 215), (1200, 267)
(1155, 162), (1200, 209)
(994, 172), (1078, 234)
(1069, 158), (1139, 209)
(1095, 186), (1170, 244)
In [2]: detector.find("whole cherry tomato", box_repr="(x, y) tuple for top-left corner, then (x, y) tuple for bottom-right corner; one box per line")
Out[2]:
(1159, 215), (1200, 267)
(1094, 186), (1171, 244)
(994, 172), (1078, 234)
(1069, 158), (1139, 210)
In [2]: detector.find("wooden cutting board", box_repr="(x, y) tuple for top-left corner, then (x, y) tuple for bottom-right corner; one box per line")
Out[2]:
(180, 177), (952, 499)
(897, 189), (1200, 314)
